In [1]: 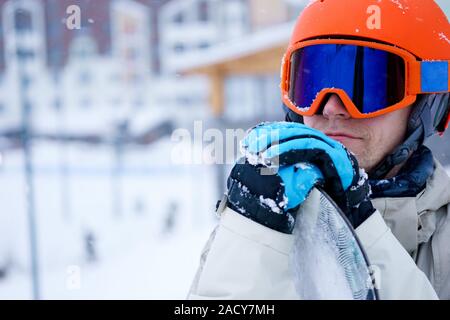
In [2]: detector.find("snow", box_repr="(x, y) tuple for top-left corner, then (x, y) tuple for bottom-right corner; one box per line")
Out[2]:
(389, 0), (409, 11)
(358, 169), (368, 184)
(240, 143), (268, 167)
(0, 228), (212, 300)
(0, 139), (217, 299)
(439, 32), (450, 45)
(259, 196), (282, 214)
(296, 163), (314, 171)
(243, 150), (260, 166)
(350, 168), (369, 191)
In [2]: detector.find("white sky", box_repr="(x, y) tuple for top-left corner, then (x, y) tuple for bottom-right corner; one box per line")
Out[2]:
(435, 0), (450, 18)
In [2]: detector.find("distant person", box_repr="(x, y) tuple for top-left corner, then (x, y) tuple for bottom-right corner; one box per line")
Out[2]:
(162, 201), (178, 235)
(84, 230), (97, 263)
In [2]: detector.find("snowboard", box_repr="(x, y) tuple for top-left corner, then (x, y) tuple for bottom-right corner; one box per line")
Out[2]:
(291, 187), (378, 300)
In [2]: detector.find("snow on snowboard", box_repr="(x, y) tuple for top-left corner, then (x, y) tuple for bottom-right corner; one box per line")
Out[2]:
(291, 188), (378, 300)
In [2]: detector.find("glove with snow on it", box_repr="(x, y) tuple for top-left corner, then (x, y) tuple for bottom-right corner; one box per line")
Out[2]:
(226, 122), (375, 234)
(226, 160), (324, 234)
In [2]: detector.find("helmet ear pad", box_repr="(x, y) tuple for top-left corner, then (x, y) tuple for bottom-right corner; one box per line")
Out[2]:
(408, 93), (450, 139)
(433, 94), (450, 134)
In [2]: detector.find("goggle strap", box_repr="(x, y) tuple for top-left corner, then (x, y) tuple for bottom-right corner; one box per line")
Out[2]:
(420, 60), (449, 94)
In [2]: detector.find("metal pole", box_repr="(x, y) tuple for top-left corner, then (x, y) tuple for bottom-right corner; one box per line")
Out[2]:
(112, 122), (127, 218)
(53, 72), (71, 223)
(17, 47), (41, 300)
(112, 140), (124, 218)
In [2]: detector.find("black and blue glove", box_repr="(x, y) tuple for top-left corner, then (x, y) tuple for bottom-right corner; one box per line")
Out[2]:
(225, 122), (375, 234)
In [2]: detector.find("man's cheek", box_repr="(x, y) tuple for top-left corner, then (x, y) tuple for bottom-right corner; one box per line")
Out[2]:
(302, 116), (319, 128)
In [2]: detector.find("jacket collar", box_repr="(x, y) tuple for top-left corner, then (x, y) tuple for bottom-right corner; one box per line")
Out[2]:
(371, 160), (450, 253)
(369, 146), (435, 199)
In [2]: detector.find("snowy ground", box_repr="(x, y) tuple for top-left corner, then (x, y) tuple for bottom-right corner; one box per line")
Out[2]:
(0, 226), (214, 299)
(0, 138), (218, 299)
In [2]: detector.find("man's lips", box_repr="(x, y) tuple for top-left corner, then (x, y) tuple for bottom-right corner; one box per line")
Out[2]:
(324, 132), (362, 140)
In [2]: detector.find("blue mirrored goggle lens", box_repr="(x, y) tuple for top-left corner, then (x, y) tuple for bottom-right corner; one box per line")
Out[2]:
(289, 44), (405, 114)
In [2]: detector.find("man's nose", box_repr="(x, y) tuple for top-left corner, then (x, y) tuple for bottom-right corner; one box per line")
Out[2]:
(322, 94), (351, 120)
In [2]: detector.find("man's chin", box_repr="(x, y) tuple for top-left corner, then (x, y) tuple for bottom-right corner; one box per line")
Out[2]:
(338, 140), (375, 172)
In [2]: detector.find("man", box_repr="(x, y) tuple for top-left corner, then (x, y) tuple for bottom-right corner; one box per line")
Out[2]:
(188, 0), (450, 299)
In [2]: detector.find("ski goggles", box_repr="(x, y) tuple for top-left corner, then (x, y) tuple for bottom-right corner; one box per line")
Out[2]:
(281, 39), (450, 118)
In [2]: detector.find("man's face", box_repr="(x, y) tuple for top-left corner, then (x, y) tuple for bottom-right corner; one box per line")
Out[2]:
(303, 94), (412, 172)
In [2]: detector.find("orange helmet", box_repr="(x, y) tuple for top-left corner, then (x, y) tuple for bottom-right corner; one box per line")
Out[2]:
(282, 0), (450, 179)
(282, 0), (450, 133)
(290, 0), (449, 60)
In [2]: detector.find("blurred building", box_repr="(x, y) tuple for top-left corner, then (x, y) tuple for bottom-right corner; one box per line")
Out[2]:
(160, 0), (308, 196)
(163, 0), (306, 125)
(0, 0), (173, 73)
(0, 0), (55, 133)
(159, 0), (249, 74)
(111, 0), (152, 79)
(0, 0), (210, 138)
(61, 0), (154, 134)
(0, 0), (208, 240)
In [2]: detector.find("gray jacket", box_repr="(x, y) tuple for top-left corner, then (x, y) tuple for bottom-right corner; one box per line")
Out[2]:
(374, 160), (450, 299)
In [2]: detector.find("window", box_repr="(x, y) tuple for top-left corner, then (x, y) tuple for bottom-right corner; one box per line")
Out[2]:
(174, 43), (185, 53)
(16, 48), (35, 61)
(21, 75), (32, 89)
(14, 9), (32, 32)
(174, 12), (185, 24)
(223, 0), (248, 39)
(225, 76), (257, 121)
(53, 98), (62, 111)
(199, 1), (209, 22)
(199, 42), (210, 49)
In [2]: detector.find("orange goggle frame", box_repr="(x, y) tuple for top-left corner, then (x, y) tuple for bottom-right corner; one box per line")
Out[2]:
(281, 39), (450, 129)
